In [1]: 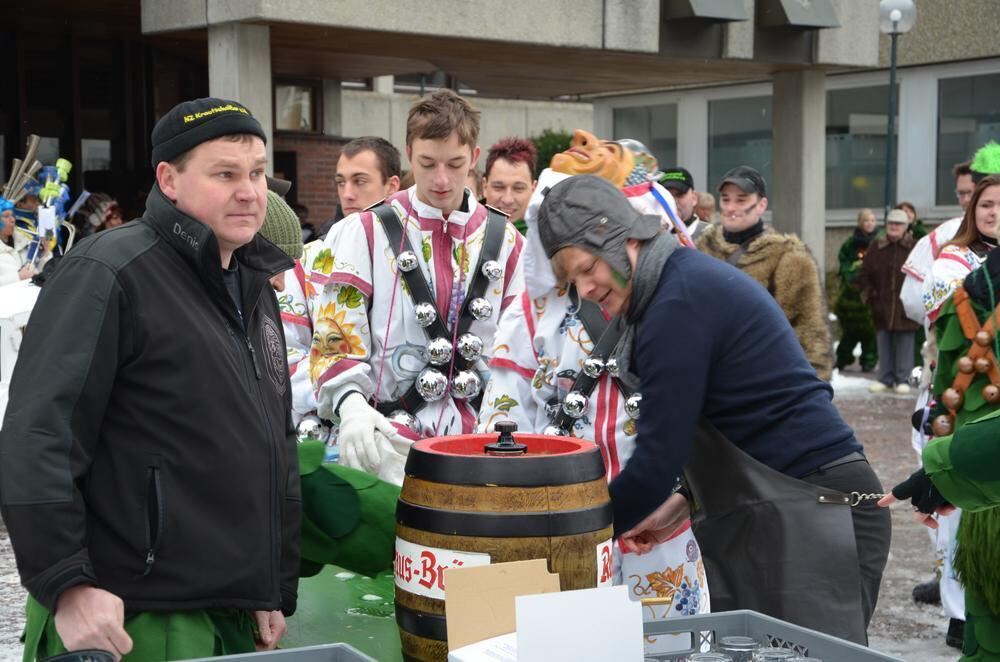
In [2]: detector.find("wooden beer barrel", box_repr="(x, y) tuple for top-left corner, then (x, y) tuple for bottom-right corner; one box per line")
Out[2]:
(393, 432), (613, 661)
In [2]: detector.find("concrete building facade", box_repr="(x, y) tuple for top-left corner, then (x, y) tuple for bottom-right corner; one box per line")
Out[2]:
(4, 0), (997, 268)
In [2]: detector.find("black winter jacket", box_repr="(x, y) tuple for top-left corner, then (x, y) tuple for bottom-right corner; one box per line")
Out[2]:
(0, 186), (300, 615)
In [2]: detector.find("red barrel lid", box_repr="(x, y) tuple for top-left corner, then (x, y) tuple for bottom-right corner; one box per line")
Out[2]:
(405, 434), (606, 487)
(413, 433), (594, 457)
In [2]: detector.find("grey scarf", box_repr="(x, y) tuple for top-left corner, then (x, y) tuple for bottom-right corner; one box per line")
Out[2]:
(613, 232), (681, 392)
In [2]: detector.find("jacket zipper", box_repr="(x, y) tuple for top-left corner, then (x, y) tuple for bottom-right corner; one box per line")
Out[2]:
(236, 290), (281, 605)
(142, 465), (163, 577)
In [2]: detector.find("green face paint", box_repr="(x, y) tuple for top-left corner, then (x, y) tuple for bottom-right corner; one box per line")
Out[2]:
(612, 269), (629, 288)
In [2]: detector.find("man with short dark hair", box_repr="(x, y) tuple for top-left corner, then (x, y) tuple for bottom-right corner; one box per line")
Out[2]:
(0, 97), (300, 659)
(658, 167), (708, 240)
(697, 166), (833, 381)
(335, 136), (402, 219)
(483, 137), (537, 234)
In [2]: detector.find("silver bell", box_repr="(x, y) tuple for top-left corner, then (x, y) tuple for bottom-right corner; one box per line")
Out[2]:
(296, 418), (324, 443)
(583, 356), (605, 378)
(414, 302), (437, 328)
(468, 297), (494, 321)
(386, 409), (420, 434)
(481, 260), (504, 281)
(908, 366), (924, 388)
(457, 333), (484, 362)
(450, 369), (483, 400)
(397, 250), (419, 272)
(427, 337), (454, 366)
(624, 393), (642, 420)
(542, 424), (569, 437)
(562, 391), (589, 419)
(416, 368), (448, 402)
(605, 357), (620, 377)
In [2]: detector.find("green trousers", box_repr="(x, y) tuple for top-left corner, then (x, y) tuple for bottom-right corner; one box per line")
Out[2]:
(23, 595), (256, 661)
(963, 588), (1000, 661)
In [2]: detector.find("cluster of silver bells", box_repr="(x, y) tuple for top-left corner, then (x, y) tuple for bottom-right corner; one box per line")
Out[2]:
(582, 356), (620, 378)
(399, 251), (503, 284)
(295, 417), (333, 444)
(413, 298), (494, 328)
(415, 367), (483, 401)
(559, 391), (641, 421)
(426, 333), (484, 365)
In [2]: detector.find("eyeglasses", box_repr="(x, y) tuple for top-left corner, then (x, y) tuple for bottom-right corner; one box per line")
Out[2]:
(956, 189), (974, 201)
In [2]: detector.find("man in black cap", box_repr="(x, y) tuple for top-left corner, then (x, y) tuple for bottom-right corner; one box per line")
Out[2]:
(0, 98), (300, 658)
(658, 166), (708, 241)
(696, 165), (833, 381)
(539, 174), (889, 645)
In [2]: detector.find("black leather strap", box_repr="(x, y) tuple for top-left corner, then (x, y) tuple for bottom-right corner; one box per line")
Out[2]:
(370, 203), (507, 415)
(550, 288), (627, 432)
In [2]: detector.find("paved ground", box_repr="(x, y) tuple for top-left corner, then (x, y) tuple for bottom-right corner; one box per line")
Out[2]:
(835, 369), (959, 662)
(0, 369), (962, 660)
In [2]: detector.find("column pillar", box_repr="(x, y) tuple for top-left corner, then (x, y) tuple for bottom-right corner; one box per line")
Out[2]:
(772, 69), (827, 270)
(208, 23), (273, 170)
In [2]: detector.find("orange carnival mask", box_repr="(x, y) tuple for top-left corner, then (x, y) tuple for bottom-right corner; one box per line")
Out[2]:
(550, 129), (636, 188)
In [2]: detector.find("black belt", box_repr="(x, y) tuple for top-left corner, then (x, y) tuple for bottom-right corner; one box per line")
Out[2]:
(803, 451), (867, 478)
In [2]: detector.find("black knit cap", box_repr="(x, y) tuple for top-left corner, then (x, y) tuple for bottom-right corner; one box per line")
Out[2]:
(150, 97), (266, 167)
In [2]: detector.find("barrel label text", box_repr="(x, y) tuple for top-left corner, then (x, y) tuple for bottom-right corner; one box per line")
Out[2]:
(597, 538), (613, 587)
(394, 537), (491, 599)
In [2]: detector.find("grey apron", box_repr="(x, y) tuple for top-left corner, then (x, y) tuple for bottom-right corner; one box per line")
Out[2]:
(685, 421), (868, 645)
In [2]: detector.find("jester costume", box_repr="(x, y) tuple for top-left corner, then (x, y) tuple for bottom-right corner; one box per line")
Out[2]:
(925, 283), (1000, 660)
(834, 228), (878, 371)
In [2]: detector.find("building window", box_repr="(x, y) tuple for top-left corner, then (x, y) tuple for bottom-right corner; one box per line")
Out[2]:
(275, 81), (320, 133)
(612, 104), (678, 168)
(938, 72), (1000, 205)
(708, 96), (772, 193)
(81, 139), (112, 173)
(826, 85), (895, 210)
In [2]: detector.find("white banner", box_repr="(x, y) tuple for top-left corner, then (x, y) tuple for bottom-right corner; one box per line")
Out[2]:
(394, 537), (491, 600)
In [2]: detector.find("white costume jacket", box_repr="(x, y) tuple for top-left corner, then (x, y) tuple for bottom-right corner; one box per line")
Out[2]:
(310, 186), (524, 438)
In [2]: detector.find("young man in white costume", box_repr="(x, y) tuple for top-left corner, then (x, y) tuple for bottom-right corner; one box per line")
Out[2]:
(310, 90), (524, 485)
(477, 135), (709, 643)
(279, 138), (403, 431)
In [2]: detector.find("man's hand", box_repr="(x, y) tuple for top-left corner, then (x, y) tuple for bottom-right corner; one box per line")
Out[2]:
(619, 493), (690, 555)
(54, 585), (133, 661)
(338, 392), (408, 473)
(254, 610), (287, 651)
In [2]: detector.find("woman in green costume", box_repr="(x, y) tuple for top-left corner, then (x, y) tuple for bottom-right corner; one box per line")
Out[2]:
(834, 208), (879, 372)
(882, 174), (1000, 661)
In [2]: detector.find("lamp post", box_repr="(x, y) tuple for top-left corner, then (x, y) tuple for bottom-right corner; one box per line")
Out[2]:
(879, 0), (917, 222)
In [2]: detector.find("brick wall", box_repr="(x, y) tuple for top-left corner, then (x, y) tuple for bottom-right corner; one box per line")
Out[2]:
(273, 133), (348, 230)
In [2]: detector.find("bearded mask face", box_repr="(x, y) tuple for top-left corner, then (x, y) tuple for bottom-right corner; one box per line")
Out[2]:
(550, 129), (635, 187)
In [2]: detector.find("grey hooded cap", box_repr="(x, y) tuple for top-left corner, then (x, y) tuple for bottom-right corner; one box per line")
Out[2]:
(537, 175), (662, 279)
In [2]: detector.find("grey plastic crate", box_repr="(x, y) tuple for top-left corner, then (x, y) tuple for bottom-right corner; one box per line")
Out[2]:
(185, 643), (375, 662)
(642, 610), (903, 661)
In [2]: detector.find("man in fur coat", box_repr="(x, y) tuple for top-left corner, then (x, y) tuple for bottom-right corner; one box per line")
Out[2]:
(697, 166), (832, 381)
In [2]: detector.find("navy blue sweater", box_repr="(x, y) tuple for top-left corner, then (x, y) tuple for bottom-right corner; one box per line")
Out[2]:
(609, 248), (861, 536)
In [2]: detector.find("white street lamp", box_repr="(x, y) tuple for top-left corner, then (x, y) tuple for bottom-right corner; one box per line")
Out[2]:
(879, 0), (917, 222)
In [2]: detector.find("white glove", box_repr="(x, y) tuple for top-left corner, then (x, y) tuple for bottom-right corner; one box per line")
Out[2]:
(374, 430), (414, 486)
(337, 392), (407, 473)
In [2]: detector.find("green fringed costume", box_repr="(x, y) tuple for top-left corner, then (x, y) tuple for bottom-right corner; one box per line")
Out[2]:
(834, 230), (878, 370)
(926, 292), (1000, 660)
(297, 441), (399, 578)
